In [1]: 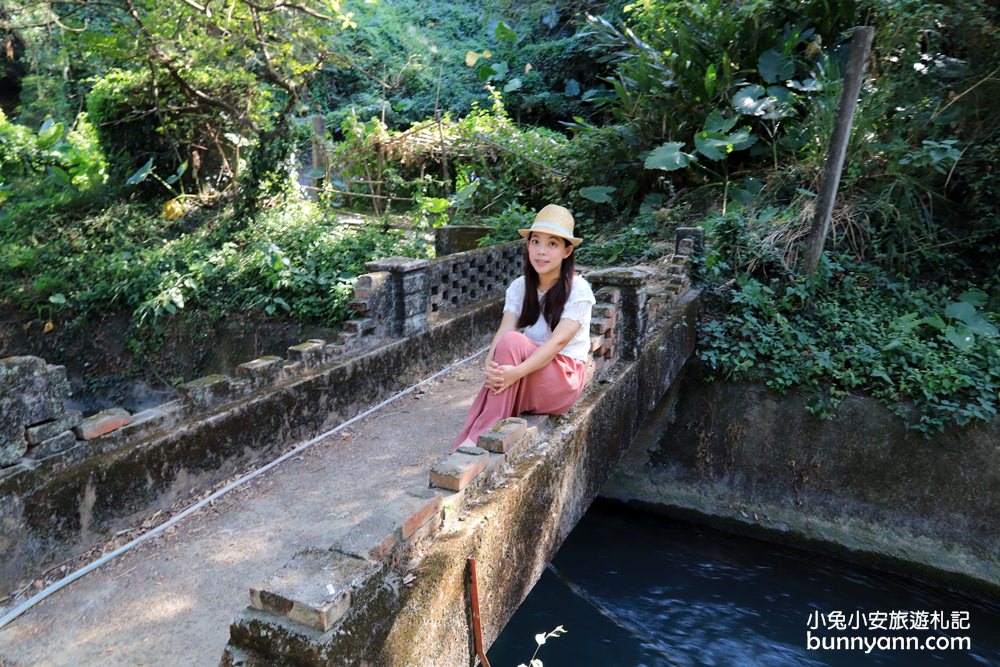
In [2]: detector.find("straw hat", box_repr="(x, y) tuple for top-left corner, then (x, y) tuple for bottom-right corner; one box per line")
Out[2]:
(518, 204), (582, 247)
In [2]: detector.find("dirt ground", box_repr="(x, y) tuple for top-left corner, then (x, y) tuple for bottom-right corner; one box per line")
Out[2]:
(0, 357), (485, 667)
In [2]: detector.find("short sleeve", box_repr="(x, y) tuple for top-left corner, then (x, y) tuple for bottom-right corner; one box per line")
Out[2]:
(503, 277), (525, 316)
(560, 277), (596, 324)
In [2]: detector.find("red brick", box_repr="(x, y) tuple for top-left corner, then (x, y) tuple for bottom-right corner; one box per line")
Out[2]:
(73, 408), (131, 440)
(477, 418), (527, 454)
(401, 491), (443, 540)
(429, 449), (487, 491)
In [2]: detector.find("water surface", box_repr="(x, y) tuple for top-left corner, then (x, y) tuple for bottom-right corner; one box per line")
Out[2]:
(487, 501), (1000, 667)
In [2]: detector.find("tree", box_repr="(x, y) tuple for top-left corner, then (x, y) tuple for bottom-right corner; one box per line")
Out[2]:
(6, 0), (357, 198)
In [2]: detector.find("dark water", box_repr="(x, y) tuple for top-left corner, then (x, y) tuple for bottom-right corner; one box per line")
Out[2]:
(487, 502), (1000, 667)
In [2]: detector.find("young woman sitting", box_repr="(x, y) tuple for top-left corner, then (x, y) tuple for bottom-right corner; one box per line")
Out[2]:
(452, 203), (595, 453)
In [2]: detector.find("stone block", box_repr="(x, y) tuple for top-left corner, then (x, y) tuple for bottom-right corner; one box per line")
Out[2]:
(0, 428), (27, 467)
(430, 447), (488, 491)
(0, 356), (70, 452)
(32, 430), (78, 458)
(237, 357), (283, 387)
(477, 418), (527, 454)
(178, 374), (243, 410)
(288, 340), (326, 369)
(250, 548), (375, 632)
(26, 410), (83, 445)
(74, 408), (131, 441)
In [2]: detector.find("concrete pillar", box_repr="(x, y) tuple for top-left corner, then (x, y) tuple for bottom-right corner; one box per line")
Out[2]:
(364, 257), (430, 336)
(585, 267), (651, 360)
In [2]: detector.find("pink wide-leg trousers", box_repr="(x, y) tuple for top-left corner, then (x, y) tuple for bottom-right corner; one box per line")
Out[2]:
(452, 331), (587, 452)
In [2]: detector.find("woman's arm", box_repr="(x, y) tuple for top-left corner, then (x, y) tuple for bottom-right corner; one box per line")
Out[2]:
(486, 311), (521, 366)
(487, 317), (581, 393)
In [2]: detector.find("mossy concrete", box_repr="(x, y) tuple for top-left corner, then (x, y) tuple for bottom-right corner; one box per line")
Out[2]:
(600, 366), (1000, 599)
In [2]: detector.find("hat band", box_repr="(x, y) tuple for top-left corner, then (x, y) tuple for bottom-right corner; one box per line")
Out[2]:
(529, 221), (575, 239)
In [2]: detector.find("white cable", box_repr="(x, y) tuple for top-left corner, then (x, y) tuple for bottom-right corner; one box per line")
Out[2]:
(0, 347), (487, 630)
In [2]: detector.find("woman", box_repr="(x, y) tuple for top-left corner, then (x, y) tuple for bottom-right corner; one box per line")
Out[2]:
(452, 204), (595, 452)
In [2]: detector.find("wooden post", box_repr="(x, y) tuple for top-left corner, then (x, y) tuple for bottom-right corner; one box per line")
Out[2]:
(802, 26), (875, 275)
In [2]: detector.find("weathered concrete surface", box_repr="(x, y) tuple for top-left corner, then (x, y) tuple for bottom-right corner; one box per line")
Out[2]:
(0, 299), (501, 594)
(601, 368), (1000, 598)
(221, 289), (700, 666)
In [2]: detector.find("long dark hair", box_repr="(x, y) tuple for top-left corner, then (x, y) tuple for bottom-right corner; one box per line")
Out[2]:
(517, 233), (576, 331)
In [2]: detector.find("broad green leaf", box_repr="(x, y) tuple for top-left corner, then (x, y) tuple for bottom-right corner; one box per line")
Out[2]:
(733, 84), (769, 116)
(959, 289), (988, 308)
(644, 142), (694, 171)
(49, 293), (67, 305)
(758, 49), (795, 83)
(477, 64), (497, 81)
(165, 161), (188, 185)
(944, 301), (976, 322)
(945, 324), (975, 352)
(422, 197), (450, 213)
(503, 77), (522, 93)
(703, 110), (736, 134)
(704, 63), (717, 97)
(125, 158), (155, 186)
(451, 181), (479, 207)
(494, 21), (518, 42)
(37, 119), (64, 150)
(694, 131), (731, 161)
(579, 186), (615, 203)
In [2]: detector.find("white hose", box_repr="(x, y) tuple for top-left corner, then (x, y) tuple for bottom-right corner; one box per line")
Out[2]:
(0, 347), (486, 630)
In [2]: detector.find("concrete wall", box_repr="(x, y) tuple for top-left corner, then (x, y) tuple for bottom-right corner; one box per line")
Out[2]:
(601, 368), (1000, 598)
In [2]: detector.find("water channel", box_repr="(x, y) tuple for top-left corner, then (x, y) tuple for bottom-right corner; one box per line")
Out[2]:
(487, 500), (1000, 667)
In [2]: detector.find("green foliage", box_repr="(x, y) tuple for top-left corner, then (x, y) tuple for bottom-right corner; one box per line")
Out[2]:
(699, 257), (1000, 434)
(0, 110), (108, 217)
(327, 90), (571, 221)
(311, 0), (616, 132)
(0, 198), (429, 345)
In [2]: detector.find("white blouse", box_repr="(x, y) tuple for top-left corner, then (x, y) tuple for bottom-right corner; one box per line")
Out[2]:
(503, 275), (596, 362)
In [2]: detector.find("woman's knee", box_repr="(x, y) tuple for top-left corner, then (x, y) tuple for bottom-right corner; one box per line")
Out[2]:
(494, 331), (533, 362)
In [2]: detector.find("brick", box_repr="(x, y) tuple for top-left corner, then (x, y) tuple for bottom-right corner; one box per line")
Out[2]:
(399, 488), (443, 540)
(590, 316), (611, 335)
(429, 447), (488, 491)
(334, 511), (399, 562)
(26, 410), (82, 444)
(477, 418), (527, 454)
(178, 374), (247, 409)
(74, 408), (131, 441)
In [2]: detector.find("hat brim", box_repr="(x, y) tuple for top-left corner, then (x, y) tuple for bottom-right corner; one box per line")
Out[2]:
(518, 227), (582, 247)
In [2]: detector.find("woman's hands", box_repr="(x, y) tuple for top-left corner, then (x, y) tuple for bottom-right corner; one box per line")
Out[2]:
(484, 360), (521, 394)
